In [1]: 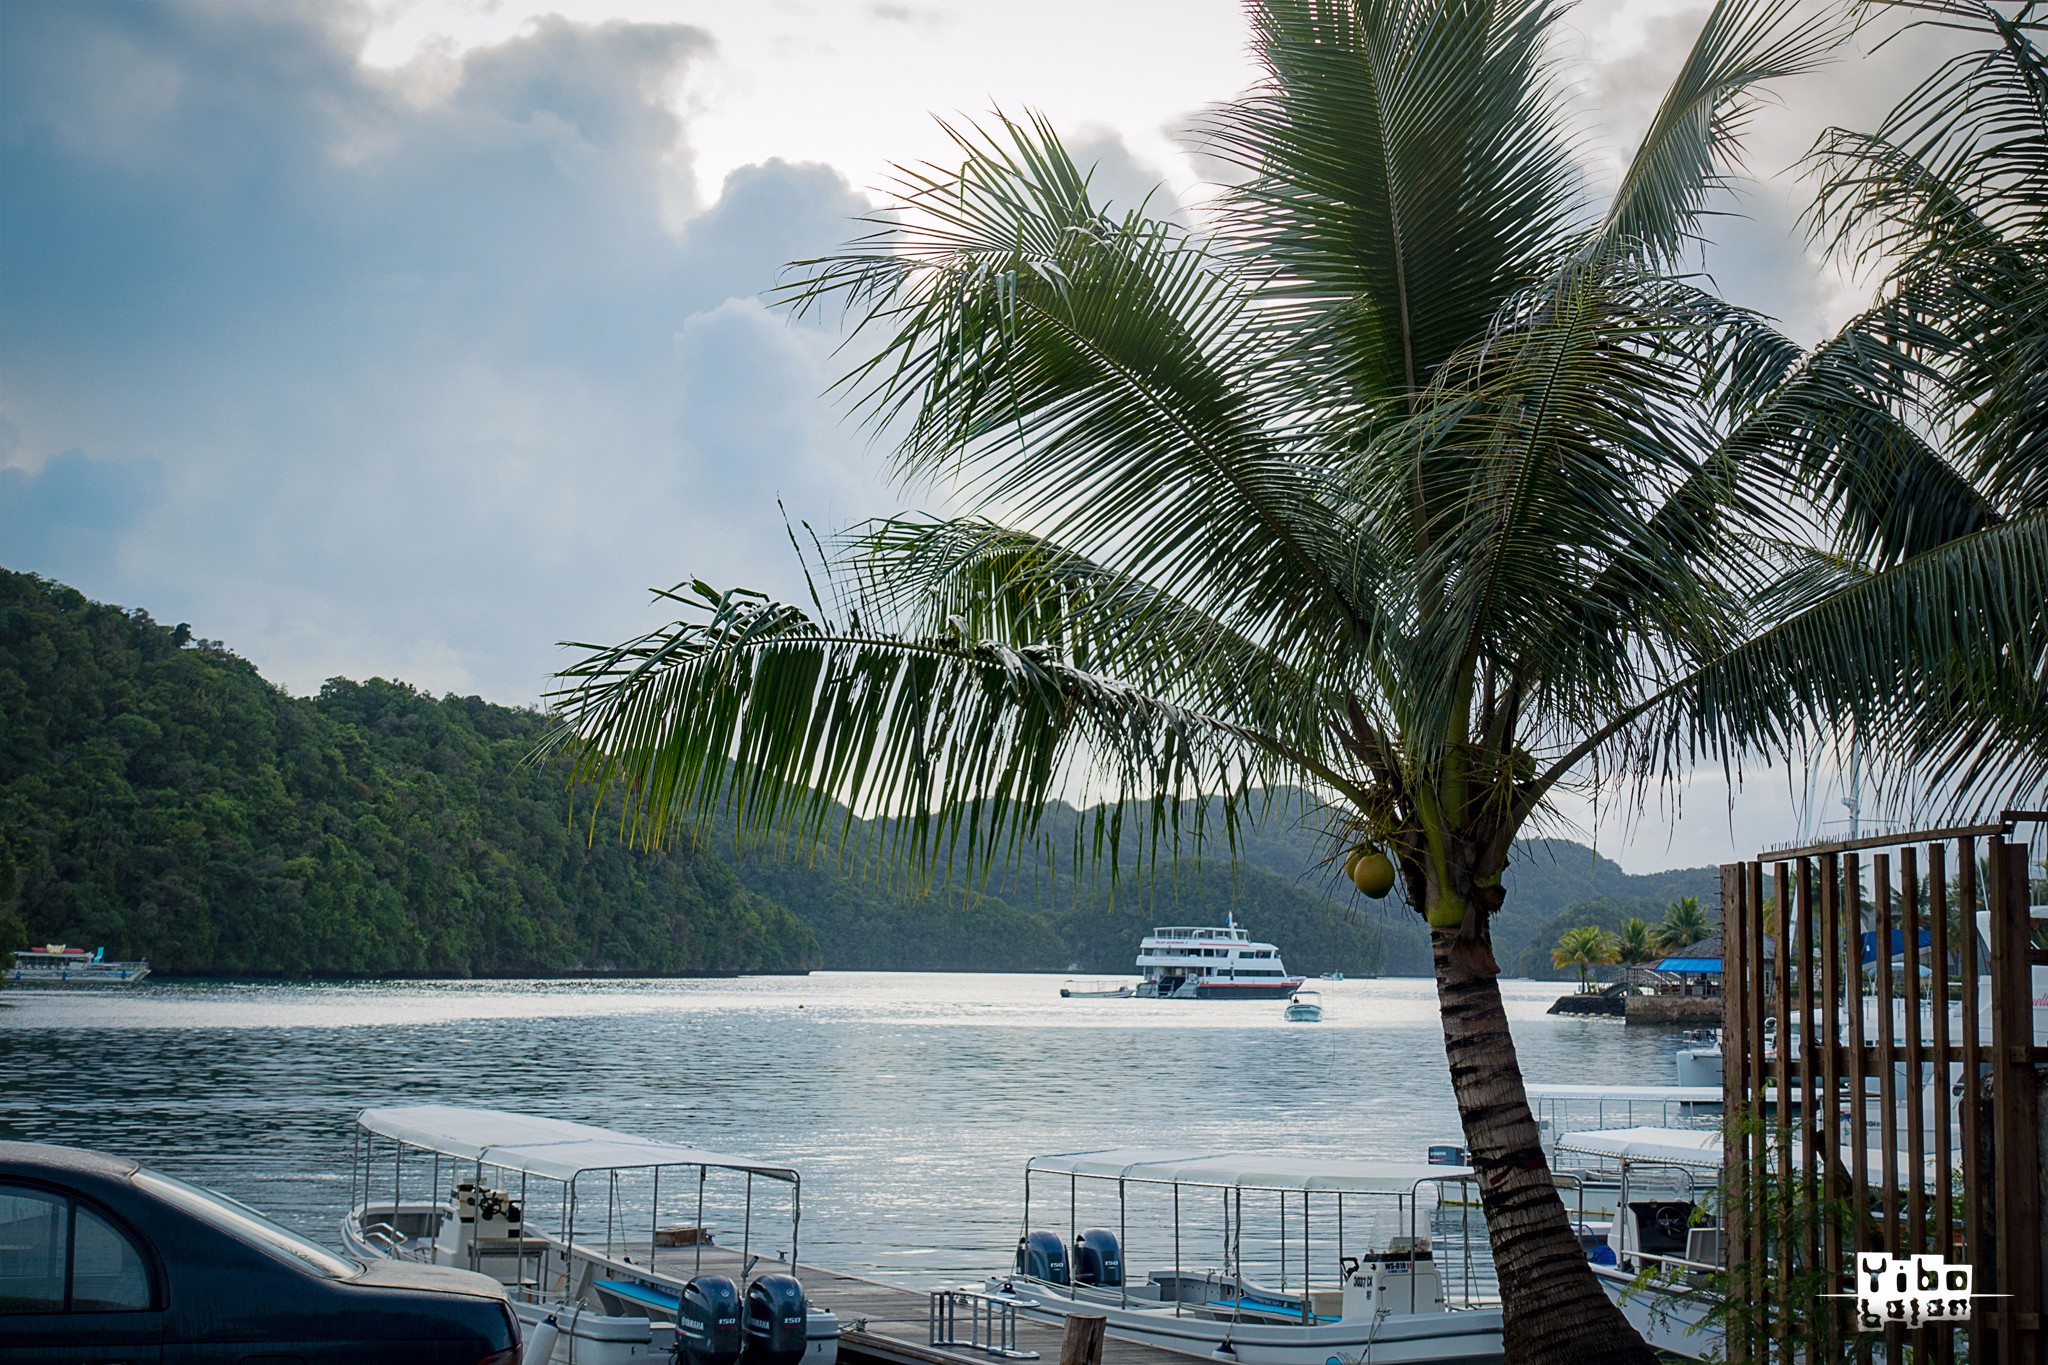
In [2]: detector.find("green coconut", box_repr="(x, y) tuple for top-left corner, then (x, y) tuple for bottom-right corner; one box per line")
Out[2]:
(1341, 844), (1368, 879)
(1350, 849), (1396, 898)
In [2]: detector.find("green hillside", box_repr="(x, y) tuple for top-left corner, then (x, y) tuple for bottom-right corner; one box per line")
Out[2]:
(0, 570), (819, 976)
(1, 569), (1716, 978)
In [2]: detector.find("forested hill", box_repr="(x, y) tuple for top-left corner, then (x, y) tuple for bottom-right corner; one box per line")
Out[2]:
(0, 569), (1716, 977)
(0, 569), (820, 977)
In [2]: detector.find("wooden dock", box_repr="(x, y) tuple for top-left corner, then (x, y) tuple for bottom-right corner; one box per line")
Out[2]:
(663, 1247), (1202, 1365)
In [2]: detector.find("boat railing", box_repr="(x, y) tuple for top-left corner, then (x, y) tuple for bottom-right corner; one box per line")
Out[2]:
(1400, 1170), (1591, 1310)
(359, 1221), (410, 1257)
(349, 1108), (803, 1288)
(930, 1287), (1041, 1359)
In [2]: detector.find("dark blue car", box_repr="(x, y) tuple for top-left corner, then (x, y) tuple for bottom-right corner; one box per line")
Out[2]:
(1, 1142), (520, 1363)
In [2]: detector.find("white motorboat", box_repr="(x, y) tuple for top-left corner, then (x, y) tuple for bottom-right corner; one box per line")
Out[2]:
(1133, 916), (1304, 1000)
(982, 1148), (1502, 1364)
(1061, 979), (1135, 999)
(1282, 991), (1323, 1022)
(1672, 1031), (1723, 1089)
(1550, 1127), (1725, 1361)
(1426, 1086), (1721, 1214)
(343, 1105), (839, 1365)
(6, 944), (150, 985)
(1319, 972), (1345, 981)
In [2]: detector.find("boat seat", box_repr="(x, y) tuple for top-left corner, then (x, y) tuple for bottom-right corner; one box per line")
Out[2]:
(595, 1278), (680, 1316)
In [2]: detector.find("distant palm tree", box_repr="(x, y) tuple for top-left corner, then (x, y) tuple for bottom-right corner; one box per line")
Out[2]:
(1615, 917), (1659, 988)
(1555, 926), (1621, 993)
(549, 3), (2048, 1359)
(1655, 897), (1714, 954)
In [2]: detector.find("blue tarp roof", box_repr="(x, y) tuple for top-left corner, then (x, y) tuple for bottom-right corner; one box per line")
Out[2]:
(1656, 956), (1722, 973)
(1858, 929), (1931, 964)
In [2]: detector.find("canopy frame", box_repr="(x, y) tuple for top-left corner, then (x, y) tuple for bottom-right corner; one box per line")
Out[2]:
(349, 1104), (802, 1281)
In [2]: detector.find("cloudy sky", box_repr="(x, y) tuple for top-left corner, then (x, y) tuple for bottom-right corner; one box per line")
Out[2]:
(0, 1), (1949, 869)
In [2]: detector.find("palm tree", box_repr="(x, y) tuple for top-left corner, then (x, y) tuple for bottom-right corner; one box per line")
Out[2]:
(548, 2), (2048, 1359)
(1654, 896), (1713, 954)
(1554, 925), (1621, 993)
(1614, 917), (1659, 989)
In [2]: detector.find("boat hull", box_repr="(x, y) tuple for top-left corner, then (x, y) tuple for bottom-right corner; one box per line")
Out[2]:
(1193, 981), (1303, 1000)
(4, 963), (151, 985)
(1594, 1264), (1720, 1361)
(990, 1282), (1503, 1365)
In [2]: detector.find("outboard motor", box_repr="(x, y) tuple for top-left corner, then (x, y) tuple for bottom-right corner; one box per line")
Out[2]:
(1014, 1230), (1069, 1285)
(675, 1275), (743, 1365)
(741, 1274), (809, 1365)
(1072, 1229), (1122, 1288)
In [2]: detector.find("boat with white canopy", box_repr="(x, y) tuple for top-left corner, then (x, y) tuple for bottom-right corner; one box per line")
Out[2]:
(343, 1105), (839, 1365)
(979, 1147), (1503, 1364)
(1548, 1127), (1724, 1362)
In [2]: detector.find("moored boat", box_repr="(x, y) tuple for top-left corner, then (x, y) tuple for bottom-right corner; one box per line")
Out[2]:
(343, 1105), (839, 1365)
(983, 1147), (1502, 1364)
(1133, 916), (1304, 1000)
(5, 944), (150, 986)
(1061, 979), (1135, 999)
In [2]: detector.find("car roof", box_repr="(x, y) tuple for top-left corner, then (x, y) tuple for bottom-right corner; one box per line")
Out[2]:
(0, 1141), (142, 1182)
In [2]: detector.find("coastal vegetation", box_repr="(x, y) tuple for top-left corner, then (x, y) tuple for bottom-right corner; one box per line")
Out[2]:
(0, 568), (1706, 979)
(0, 569), (820, 977)
(548, 2), (2048, 1359)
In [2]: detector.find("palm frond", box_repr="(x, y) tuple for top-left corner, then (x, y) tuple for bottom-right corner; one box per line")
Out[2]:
(1602, 0), (1846, 262)
(1587, 509), (2048, 815)
(542, 581), (1281, 883)
(782, 112), (1377, 667)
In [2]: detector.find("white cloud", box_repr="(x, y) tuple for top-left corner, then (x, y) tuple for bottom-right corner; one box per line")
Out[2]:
(1, 1), (887, 702)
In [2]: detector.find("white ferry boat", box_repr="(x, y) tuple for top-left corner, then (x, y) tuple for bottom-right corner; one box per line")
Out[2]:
(1133, 916), (1303, 999)
(6, 945), (151, 986)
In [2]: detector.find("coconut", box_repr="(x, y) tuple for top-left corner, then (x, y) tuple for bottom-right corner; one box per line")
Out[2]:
(1342, 844), (1368, 879)
(1350, 849), (1395, 898)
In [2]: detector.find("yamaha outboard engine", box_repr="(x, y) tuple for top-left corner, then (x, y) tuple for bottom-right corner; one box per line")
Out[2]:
(675, 1275), (743, 1365)
(741, 1274), (809, 1365)
(1014, 1230), (1069, 1285)
(1072, 1229), (1122, 1288)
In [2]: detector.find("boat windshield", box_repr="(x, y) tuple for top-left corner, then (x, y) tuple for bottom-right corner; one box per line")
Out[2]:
(136, 1169), (363, 1279)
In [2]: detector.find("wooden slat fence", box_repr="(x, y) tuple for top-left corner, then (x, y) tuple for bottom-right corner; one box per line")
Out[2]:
(1721, 815), (2046, 1364)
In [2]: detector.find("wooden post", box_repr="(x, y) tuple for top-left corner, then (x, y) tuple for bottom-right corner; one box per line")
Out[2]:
(1060, 1314), (1107, 1365)
(1722, 862), (1753, 1365)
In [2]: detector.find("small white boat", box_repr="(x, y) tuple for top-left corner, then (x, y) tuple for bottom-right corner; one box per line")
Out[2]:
(1283, 991), (1323, 1022)
(1319, 972), (1345, 981)
(6, 944), (151, 986)
(343, 1105), (839, 1365)
(1672, 1031), (1723, 1088)
(1061, 979), (1135, 999)
(985, 1148), (1502, 1364)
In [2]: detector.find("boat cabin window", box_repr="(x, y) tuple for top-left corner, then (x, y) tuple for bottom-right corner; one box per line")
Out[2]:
(0, 1186), (153, 1314)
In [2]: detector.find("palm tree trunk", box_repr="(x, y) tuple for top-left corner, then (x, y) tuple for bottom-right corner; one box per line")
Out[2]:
(1432, 928), (1658, 1364)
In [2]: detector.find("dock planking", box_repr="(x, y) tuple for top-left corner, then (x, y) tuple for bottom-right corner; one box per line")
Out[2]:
(630, 1246), (1202, 1365)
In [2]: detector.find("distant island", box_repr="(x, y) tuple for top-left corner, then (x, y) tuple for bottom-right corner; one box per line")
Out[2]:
(0, 568), (1718, 979)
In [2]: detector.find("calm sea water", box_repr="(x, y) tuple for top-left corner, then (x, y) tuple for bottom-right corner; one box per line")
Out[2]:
(0, 974), (1685, 1286)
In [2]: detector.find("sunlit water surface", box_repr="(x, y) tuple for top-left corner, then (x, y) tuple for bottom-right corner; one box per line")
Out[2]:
(1, 973), (1687, 1285)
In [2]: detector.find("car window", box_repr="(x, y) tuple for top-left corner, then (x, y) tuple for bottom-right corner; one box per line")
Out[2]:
(132, 1170), (359, 1280)
(72, 1208), (151, 1311)
(0, 1186), (67, 1313)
